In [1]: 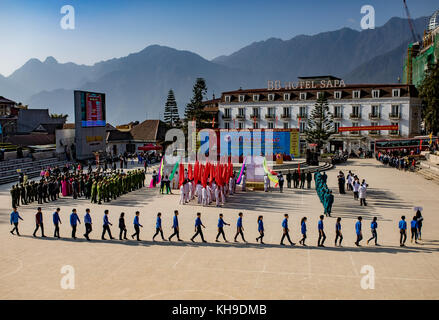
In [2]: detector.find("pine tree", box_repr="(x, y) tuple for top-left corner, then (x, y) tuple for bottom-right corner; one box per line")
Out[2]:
(419, 63), (439, 135)
(164, 89), (180, 127)
(305, 95), (334, 151)
(184, 78), (209, 129)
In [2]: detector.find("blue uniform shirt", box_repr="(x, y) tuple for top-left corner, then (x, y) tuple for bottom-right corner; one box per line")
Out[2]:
(218, 218), (225, 228)
(103, 215), (110, 226)
(336, 222), (341, 231)
(156, 217), (161, 228)
(195, 217), (202, 227)
(411, 220), (418, 229)
(173, 216), (179, 228)
(282, 218), (288, 229)
(237, 217), (243, 227)
(399, 220), (407, 230)
(355, 221), (362, 234)
(258, 220), (264, 232)
(301, 222), (307, 234)
(371, 221), (377, 230)
(318, 220), (324, 230)
(53, 212), (61, 224)
(10, 211), (22, 224)
(84, 213), (92, 224)
(134, 216), (141, 226)
(70, 213), (80, 226)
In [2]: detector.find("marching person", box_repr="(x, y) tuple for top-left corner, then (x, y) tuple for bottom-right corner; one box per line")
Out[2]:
(102, 210), (114, 240)
(416, 210), (424, 241)
(278, 172), (284, 193)
(280, 214), (295, 246)
(256, 215), (264, 244)
(216, 213), (230, 242)
(306, 171), (312, 189)
(399, 216), (407, 247)
(353, 178), (360, 200)
(119, 212), (127, 240)
(84, 208), (92, 241)
(70, 208), (81, 239)
(299, 217), (307, 246)
(33, 207), (46, 238)
(53, 208), (61, 238)
(152, 212), (166, 241)
(359, 181), (368, 206)
(168, 210), (182, 241)
(191, 212), (206, 243)
(317, 215), (326, 247)
(10, 206), (23, 236)
(367, 217), (378, 246)
(354, 216), (363, 246)
(132, 211), (143, 241)
(335, 217), (343, 247)
(234, 212), (247, 243)
(410, 216), (419, 244)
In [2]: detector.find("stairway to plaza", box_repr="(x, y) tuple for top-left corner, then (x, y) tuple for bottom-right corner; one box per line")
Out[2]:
(0, 157), (68, 185)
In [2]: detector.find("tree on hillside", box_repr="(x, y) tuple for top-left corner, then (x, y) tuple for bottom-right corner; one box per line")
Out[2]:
(163, 89), (180, 128)
(184, 78), (209, 129)
(419, 63), (439, 136)
(305, 95), (334, 151)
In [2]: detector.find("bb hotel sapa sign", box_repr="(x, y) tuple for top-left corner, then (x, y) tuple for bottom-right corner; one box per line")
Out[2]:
(267, 79), (347, 90)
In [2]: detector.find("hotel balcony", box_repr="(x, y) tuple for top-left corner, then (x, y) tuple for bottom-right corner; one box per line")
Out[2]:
(368, 113), (381, 120)
(236, 114), (246, 120)
(250, 114), (260, 119)
(349, 113), (361, 120)
(281, 114), (291, 120)
(349, 131), (362, 136)
(333, 113), (343, 120)
(389, 131), (401, 137)
(369, 130), (381, 136)
(222, 115), (231, 120)
(296, 114), (307, 119)
(389, 113), (401, 120)
(265, 114), (276, 120)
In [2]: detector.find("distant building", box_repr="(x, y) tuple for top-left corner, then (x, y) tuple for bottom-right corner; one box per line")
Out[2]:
(0, 96), (19, 136)
(218, 77), (422, 153)
(202, 95), (221, 128)
(17, 109), (67, 134)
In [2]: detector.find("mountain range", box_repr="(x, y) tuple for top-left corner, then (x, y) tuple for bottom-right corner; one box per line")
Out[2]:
(0, 16), (428, 125)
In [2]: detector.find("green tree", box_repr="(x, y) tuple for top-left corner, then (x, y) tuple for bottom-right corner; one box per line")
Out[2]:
(419, 63), (439, 135)
(50, 113), (68, 120)
(184, 78), (209, 129)
(305, 96), (334, 151)
(163, 89), (180, 127)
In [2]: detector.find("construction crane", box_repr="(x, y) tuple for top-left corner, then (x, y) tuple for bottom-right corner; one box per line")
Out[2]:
(403, 0), (420, 43)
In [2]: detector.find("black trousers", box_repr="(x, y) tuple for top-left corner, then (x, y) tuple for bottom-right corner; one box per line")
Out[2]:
(169, 227), (180, 240)
(400, 230), (407, 244)
(33, 223), (45, 237)
(71, 225), (77, 238)
(102, 225), (113, 239)
(318, 231), (326, 246)
(354, 191), (359, 200)
(119, 227), (127, 240)
(256, 230), (264, 242)
(85, 223), (92, 239)
(153, 227), (164, 240)
(54, 223), (60, 238)
(234, 227), (246, 242)
(216, 227), (226, 241)
(281, 231), (293, 244)
(300, 233), (307, 244)
(300, 180), (305, 188)
(411, 227), (418, 241)
(11, 222), (19, 235)
(132, 225), (140, 240)
(360, 198), (367, 206)
(335, 231), (343, 245)
(356, 233), (363, 244)
(307, 180), (311, 188)
(191, 226), (205, 241)
(368, 229), (377, 244)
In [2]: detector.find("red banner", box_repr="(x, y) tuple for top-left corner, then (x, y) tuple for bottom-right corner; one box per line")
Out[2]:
(338, 125), (398, 132)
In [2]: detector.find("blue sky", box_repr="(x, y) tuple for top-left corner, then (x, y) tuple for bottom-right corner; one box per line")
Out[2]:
(0, 0), (438, 76)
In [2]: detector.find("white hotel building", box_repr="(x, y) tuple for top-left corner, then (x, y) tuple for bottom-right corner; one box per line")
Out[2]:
(217, 76), (422, 153)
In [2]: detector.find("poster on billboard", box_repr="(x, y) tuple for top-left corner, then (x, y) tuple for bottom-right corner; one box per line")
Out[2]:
(77, 91), (106, 127)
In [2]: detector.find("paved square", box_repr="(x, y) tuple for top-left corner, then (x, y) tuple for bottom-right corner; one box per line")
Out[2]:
(1, 159), (438, 299)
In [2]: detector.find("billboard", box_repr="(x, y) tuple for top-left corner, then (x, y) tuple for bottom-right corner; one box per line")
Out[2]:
(77, 91), (106, 127)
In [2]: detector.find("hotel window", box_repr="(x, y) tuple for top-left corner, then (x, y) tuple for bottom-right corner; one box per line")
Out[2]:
(352, 105), (360, 117)
(299, 121), (307, 132)
(284, 93), (291, 101)
(224, 108), (231, 118)
(283, 122), (289, 129)
(299, 106), (307, 118)
(239, 95), (245, 102)
(351, 122), (360, 135)
(370, 122), (379, 135)
(333, 105), (342, 118)
(238, 108), (245, 117)
(268, 122), (275, 129)
(268, 94), (275, 101)
(225, 96), (231, 103)
(372, 90), (380, 98)
(268, 107), (275, 116)
(253, 122), (259, 129)
(353, 90), (361, 99)
(333, 122), (340, 134)
(391, 104), (400, 117)
(224, 122), (230, 129)
(238, 122), (244, 129)
(252, 107), (259, 117)
(371, 105), (379, 117)
(283, 107), (290, 117)
(253, 94), (260, 102)
(392, 89), (400, 97)
(390, 122), (399, 135)
(334, 91), (342, 99)
(300, 92), (307, 100)
(317, 92), (324, 99)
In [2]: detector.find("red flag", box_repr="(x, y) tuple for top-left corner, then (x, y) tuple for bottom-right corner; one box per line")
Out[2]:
(212, 117), (215, 128)
(194, 161), (200, 183)
(228, 162), (233, 181)
(178, 163), (185, 187)
(216, 164), (222, 186)
(188, 163), (193, 180)
(420, 138), (423, 150)
(210, 163), (215, 183)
